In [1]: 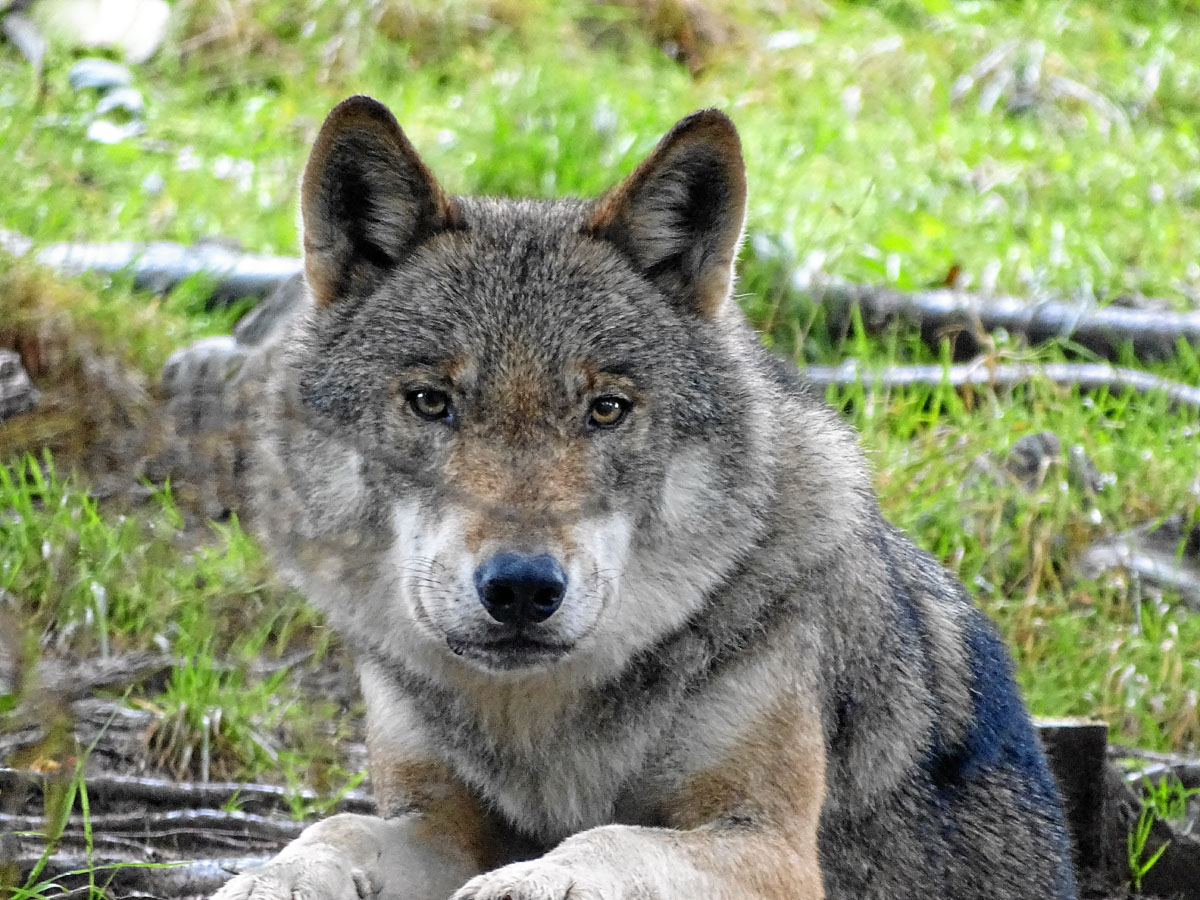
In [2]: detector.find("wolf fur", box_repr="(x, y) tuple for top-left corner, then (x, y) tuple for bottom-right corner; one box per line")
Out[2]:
(210, 96), (1077, 900)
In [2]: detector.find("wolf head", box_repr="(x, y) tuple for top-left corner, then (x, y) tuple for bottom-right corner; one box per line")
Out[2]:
(259, 96), (782, 683)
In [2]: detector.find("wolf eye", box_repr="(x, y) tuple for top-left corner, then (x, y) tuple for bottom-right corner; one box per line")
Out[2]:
(587, 396), (630, 429)
(407, 389), (453, 421)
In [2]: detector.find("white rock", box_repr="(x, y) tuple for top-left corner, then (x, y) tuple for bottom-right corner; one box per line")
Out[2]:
(31, 0), (170, 64)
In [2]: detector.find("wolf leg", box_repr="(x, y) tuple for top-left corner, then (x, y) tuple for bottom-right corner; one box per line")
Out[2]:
(455, 693), (826, 900)
(451, 823), (822, 900)
(213, 812), (479, 900)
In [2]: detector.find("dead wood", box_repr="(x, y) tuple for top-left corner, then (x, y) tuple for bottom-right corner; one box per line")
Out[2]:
(1108, 744), (1200, 790)
(0, 231), (301, 306)
(1039, 720), (1111, 878)
(0, 767), (373, 815)
(29, 652), (175, 701)
(1101, 763), (1200, 899)
(0, 698), (160, 771)
(15, 852), (269, 897)
(791, 271), (1200, 360)
(1, 807), (303, 847)
(5, 765), (370, 898)
(8, 227), (1200, 359)
(803, 358), (1200, 413)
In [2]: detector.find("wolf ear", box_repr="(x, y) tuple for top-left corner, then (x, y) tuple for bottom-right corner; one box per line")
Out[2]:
(585, 109), (747, 318)
(300, 95), (459, 307)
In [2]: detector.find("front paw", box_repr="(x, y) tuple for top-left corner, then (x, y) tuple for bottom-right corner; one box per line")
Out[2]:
(212, 843), (376, 900)
(452, 859), (615, 900)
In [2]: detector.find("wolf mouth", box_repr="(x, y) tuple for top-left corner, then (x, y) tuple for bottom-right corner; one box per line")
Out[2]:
(446, 635), (576, 669)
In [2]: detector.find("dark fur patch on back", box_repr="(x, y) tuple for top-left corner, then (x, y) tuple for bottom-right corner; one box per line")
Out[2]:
(929, 616), (1058, 803)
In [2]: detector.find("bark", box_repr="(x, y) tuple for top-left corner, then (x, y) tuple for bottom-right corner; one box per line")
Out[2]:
(796, 273), (1200, 360)
(803, 359), (1200, 413)
(15, 852), (270, 897)
(0, 767), (373, 815)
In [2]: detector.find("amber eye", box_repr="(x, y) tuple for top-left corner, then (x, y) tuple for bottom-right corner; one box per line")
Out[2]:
(588, 396), (630, 429)
(407, 389), (453, 421)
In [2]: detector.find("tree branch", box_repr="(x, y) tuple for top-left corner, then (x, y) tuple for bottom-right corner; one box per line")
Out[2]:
(803, 359), (1200, 413)
(794, 274), (1200, 360)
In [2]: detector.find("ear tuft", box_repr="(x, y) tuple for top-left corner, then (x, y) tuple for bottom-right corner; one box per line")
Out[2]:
(586, 109), (747, 318)
(300, 95), (460, 307)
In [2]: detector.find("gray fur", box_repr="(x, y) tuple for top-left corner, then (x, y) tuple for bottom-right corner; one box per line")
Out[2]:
(207, 98), (1076, 900)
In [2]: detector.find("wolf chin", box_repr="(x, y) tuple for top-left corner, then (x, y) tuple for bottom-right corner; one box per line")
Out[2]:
(212, 96), (1078, 900)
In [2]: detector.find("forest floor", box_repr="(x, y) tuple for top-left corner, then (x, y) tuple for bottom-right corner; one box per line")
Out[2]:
(2, 0), (1199, 896)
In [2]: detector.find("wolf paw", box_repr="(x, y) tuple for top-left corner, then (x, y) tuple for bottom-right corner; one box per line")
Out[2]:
(211, 844), (376, 900)
(452, 860), (613, 900)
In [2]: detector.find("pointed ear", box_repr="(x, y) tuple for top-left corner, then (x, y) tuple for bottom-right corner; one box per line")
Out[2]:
(300, 95), (460, 307)
(585, 109), (747, 318)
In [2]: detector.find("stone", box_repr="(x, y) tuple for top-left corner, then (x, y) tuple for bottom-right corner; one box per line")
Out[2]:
(30, 0), (169, 64)
(67, 57), (133, 92)
(0, 348), (38, 423)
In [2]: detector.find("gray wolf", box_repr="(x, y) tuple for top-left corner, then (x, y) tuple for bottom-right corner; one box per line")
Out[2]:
(210, 95), (1077, 900)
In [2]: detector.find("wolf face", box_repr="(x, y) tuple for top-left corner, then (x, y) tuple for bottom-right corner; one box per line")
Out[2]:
(260, 98), (776, 683)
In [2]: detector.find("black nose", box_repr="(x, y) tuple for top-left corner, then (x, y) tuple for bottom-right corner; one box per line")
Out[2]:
(474, 553), (566, 625)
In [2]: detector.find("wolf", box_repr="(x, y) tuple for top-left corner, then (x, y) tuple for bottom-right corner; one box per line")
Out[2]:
(210, 95), (1078, 900)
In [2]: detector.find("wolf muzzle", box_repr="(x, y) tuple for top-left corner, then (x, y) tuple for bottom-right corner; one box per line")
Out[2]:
(474, 552), (567, 625)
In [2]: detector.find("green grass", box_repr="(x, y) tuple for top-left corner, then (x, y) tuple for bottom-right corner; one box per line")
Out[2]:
(7, 0), (1200, 305)
(0, 455), (354, 788)
(1, 0), (1199, 790)
(828, 362), (1200, 746)
(1127, 773), (1199, 889)
(2, 454), (278, 660)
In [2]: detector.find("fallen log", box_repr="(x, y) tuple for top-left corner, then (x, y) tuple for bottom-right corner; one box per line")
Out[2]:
(1079, 517), (1200, 610)
(4, 769), (367, 896)
(6, 229), (1200, 360)
(0, 808), (305, 846)
(0, 231), (301, 305)
(1108, 744), (1200, 790)
(803, 358), (1200, 413)
(0, 767), (374, 816)
(793, 271), (1200, 360)
(15, 853), (269, 897)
